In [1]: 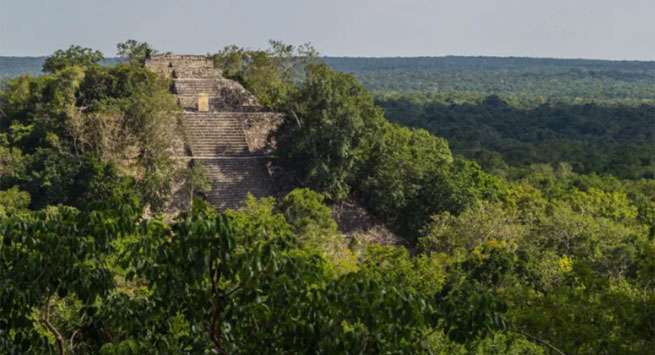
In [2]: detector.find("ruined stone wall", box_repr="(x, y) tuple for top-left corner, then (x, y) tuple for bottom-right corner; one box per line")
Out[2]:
(242, 113), (284, 154)
(174, 79), (261, 112)
(146, 55), (214, 79)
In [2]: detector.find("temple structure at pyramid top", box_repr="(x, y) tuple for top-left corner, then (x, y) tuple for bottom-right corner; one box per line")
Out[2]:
(146, 54), (283, 210)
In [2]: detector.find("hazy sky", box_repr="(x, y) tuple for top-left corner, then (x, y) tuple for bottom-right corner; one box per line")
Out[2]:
(1, 0), (654, 59)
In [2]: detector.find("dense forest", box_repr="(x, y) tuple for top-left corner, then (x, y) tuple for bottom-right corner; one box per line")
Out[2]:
(377, 93), (655, 179)
(0, 57), (46, 79)
(1, 42), (655, 354)
(326, 56), (655, 103)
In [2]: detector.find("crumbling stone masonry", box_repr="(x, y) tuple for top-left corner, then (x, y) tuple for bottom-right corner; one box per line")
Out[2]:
(146, 54), (283, 210)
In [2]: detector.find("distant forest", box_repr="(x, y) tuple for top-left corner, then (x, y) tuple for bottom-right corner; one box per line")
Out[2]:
(378, 94), (655, 179)
(0, 57), (121, 78)
(325, 56), (655, 102)
(6, 55), (655, 101)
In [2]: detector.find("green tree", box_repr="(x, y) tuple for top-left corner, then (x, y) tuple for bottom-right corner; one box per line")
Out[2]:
(419, 201), (527, 258)
(212, 40), (318, 109)
(400, 159), (508, 239)
(116, 40), (159, 65)
(0, 205), (138, 353)
(358, 122), (453, 222)
(1, 49), (180, 211)
(279, 188), (337, 241)
(42, 45), (104, 73)
(278, 64), (386, 200)
(0, 187), (30, 217)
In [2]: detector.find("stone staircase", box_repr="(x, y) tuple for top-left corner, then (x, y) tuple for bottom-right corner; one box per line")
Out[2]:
(173, 78), (224, 96)
(198, 158), (273, 209)
(172, 67), (221, 79)
(146, 54), (279, 210)
(181, 112), (250, 156)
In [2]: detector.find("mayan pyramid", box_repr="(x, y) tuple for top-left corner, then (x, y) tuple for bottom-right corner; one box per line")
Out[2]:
(146, 55), (282, 210)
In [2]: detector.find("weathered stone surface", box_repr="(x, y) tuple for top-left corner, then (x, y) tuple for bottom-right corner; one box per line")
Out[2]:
(243, 112), (284, 154)
(197, 93), (209, 112)
(146, 55), (215, 79)
(146, 54), (283, 210)
(173, 79), (261, 111)
(180, 112), (250, 156)
(197, 157), (274, 210)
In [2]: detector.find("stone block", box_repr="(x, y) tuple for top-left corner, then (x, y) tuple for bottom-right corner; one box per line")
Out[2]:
(197, 93), (209, 112)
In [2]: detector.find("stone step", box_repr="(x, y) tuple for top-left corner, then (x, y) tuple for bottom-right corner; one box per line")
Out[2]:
(174, 82), (221, 96)
(183, 125), (244, 131)
(184, 140), (249, 155)
(185, 133), (244, 138)
(172, 79), (260, 108)
(187, 143), (248, 149)
(183, 118), (243, 123)
(182, 111), (275, 119)
(183, 139), (247, 144)
(184, 126), (243, 131)
(164, 56), (214, 68)
(184, 127), (242, 130)
(172, 67), (221, 79)
(184, 131), (243, 135)
(180, 111), (250, 157)
(185, 130), (244, 136)
(184, 132), (244, 136)
(176, 95), (263, 112)
(146, 55), (215, 79)
(196, 158), (273, 210)
(184, 129), (244, 134)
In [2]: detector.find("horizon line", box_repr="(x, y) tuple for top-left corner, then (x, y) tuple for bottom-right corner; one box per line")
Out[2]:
(3, 54), (655, 64)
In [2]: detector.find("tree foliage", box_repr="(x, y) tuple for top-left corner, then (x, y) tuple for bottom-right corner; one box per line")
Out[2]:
(278, 63), (387, 200)
(42, 45), (104, 73)
(378, 93), (655, 179)
(0, 45), (180, 211)
(116, 40), (159, 65)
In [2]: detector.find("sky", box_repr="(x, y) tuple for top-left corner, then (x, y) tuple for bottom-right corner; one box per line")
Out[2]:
(1, 0), (654, 60)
